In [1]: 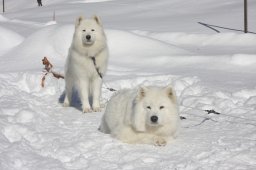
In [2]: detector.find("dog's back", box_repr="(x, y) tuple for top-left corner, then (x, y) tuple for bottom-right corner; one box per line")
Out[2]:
(99, 89), (136, 133)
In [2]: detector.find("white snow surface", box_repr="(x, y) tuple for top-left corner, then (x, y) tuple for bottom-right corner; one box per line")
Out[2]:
(0, 0), (256, 169)
(0, 26), (24, 55)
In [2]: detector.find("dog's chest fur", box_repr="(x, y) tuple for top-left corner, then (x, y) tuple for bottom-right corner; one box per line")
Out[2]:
(66, 49), (99, 78)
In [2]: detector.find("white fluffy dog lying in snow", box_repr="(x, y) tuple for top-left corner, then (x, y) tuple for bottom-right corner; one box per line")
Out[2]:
(99, 85), (180, 146)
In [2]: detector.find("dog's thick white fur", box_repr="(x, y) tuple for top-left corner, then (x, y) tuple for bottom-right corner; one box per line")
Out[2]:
(64, 15), (108, 112)
(99, 85), (180, 146)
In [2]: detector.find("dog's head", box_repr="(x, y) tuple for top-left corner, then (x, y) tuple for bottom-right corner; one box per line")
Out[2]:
(132, 85), (178, 132)
(74, 15), (105, 46)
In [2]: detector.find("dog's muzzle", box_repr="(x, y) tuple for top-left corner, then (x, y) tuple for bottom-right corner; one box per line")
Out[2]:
(150, 115), (158, 123)
(86, 35), (91, 40)
(82, 35), (94, 45)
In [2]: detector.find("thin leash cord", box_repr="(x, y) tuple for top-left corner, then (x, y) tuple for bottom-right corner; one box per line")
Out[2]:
(178, 80), (256, 124)
(91, 57), (102, 79)
(102, 82), (116, 92)
(101, 82), (256, 126)
(101, 80), (256, 125)
(90, 56), (117, 92)
(183, 112), (256, 128)
(182, 104), (256, 123)
(90, 57), (256, 125)
(181, 105), (256, 127)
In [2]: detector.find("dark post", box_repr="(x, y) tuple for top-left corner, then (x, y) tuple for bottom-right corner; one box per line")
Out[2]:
(53, 10), (55, 21)
(3, 0), (5, 13)
(244, 0), (248, 33)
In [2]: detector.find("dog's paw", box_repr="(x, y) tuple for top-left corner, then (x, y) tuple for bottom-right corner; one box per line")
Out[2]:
(83, 107), (92, 113)
(63, 102), (70, 107)
(154, 137), (167, 146)
(92, 107), (101, 112)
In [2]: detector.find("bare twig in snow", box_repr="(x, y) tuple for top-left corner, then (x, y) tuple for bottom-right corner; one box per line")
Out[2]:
(41, 56), (64, 87)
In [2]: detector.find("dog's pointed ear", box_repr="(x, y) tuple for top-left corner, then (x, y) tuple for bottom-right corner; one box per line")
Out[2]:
(132, 86), (148, 132)
(92, 15), (102, 26)
(136, 86), (148, 100)
(165, 85), (177, 103)
(75, 16), (84, 27)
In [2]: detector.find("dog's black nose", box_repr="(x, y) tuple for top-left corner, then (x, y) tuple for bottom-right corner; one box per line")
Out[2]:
(86, 35), (91, 40)
(151, 116), (158, 123)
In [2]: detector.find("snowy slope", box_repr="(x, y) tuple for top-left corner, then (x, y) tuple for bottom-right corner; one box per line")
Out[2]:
(0, 0), (256, 169)
(3, 0), (256, 33)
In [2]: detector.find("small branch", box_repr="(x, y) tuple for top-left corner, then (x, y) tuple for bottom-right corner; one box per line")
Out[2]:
(42, 56), (53, 71)
(52, 71), (64, 79)
(180, 116), (187, 120)
(41, 56), (64, 88)
(41, 56), (116, 92)
(204, 109), (221, 115)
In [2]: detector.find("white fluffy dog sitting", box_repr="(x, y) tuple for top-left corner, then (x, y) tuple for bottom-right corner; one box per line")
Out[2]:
(99, 85), (180, 146)
(64, 15), (108, 112)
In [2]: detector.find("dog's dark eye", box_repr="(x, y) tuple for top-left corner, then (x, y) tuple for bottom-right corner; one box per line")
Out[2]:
(91, 29), (95, 32)
(160, 106), (164, 109)
(146, 106), (151, 110)
(82, 29), (86, 32)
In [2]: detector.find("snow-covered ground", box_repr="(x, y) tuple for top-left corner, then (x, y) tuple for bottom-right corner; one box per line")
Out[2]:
(0, 0), (256, 169)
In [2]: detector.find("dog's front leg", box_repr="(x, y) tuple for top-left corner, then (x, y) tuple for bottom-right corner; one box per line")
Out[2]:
(91, 77), (102, 112)
(63, 83), (72, 107)
(78, 80), (91, 113)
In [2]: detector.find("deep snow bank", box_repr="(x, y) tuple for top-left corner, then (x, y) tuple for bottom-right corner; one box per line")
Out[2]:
(0, 25), (73, 72)
(0, 26), (24, 56)
(0, 25), (191, 72)
(0, 15), (9, 22)
(70, 0), (114, 3)
(133, 30), (256, 55)
(134, 31), (256, 47)
(2, 23), (255, 74)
